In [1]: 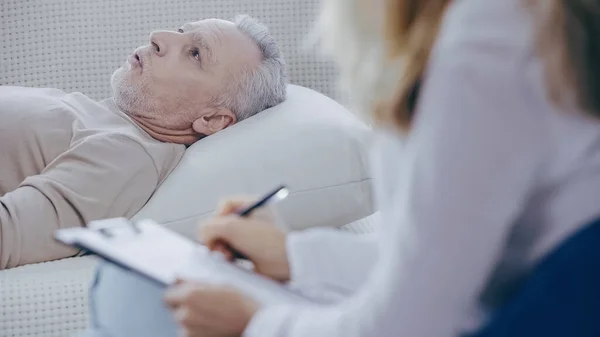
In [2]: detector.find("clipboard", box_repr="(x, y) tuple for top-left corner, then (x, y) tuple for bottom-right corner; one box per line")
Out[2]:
(55, 218), (314, 305)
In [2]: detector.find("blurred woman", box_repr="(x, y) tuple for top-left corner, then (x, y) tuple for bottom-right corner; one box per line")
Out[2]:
(165, 0), (600, 336)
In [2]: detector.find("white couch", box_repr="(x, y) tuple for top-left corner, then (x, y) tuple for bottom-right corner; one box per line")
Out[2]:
(0, 1), (376, 336)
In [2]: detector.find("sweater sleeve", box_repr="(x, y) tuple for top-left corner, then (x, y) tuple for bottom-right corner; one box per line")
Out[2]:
(243, 12), (547, 337)
(0, 134), (159, 269)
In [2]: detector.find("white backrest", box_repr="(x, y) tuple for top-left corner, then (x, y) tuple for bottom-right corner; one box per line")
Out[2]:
(132, 85), (373, 236)
(0, 0), (340, 101)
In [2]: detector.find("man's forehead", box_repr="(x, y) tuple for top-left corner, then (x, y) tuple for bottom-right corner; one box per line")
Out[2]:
(182, 18), (234, 31)
(180, 18), (261, 68)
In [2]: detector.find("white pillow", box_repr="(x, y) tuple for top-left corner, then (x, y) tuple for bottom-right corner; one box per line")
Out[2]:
(132, 85), (374, 238)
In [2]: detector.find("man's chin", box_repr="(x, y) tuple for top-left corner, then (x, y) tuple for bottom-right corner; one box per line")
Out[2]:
(110, 67), (125, 89)
(110, 74), (150, 117)
(110, 68), (136, 94)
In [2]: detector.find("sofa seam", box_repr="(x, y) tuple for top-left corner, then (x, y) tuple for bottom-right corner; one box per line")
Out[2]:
(159, 178), (373, 225)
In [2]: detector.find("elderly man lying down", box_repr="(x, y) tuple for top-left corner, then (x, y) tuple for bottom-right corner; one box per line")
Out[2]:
(0, 15), (286, 270)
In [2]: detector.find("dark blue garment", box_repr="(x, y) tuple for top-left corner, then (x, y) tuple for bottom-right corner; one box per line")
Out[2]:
(470, 216), (600, 337)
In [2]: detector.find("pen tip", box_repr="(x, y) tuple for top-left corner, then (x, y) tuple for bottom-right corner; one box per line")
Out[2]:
(275, 187), (290, 201)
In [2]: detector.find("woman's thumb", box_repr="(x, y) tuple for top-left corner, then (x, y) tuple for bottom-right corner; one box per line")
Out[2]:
(216, 197), (256, 216)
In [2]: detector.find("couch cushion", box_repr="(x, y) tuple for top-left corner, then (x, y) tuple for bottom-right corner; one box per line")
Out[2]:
(132, 84), (373, 238)
(0, 256), (98, 337)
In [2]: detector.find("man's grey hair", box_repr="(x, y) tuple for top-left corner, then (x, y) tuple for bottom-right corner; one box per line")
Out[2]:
(211, 15), (287, 121)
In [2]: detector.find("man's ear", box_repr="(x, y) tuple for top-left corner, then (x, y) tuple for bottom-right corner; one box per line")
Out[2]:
(192, 109), (237, 136)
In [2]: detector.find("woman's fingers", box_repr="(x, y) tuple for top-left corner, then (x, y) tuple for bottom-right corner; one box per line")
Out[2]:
(197, 215), (235, 245)
(209, 241), (235, 261)
(198, 195), (279, 246)
(164, 281), (194, 309)
(200, 215), (249, 250)
(173, 307), (202, 328)
(165, 283), (213, 325)
(166, 284), (258, 337)
(216, 197), (257, 216)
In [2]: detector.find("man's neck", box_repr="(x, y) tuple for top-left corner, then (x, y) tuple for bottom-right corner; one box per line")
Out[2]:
(107, 98), (201, 145)
(129, 115), (201, 145)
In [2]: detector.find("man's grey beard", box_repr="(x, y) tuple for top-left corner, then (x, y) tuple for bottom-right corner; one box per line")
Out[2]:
(110, 67), (157, 118)
(109, 66), (205, 129)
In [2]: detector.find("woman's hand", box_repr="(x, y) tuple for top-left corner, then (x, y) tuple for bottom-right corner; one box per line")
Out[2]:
(164, 281), (258, 337)
(199, 197), (291, 282)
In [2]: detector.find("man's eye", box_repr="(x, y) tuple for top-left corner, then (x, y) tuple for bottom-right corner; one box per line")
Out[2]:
(177, 28), (184, 33)
(191, 48), (200, 61)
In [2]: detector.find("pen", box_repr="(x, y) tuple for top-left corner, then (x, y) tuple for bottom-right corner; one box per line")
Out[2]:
(213, 185), (289, 260)
(237, 185), (289, 216)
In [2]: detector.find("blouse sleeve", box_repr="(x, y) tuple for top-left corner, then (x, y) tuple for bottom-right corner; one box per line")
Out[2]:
(286, 228), (379, 300)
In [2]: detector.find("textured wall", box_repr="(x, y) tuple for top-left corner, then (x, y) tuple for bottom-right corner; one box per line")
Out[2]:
(1, 0), (343, 101)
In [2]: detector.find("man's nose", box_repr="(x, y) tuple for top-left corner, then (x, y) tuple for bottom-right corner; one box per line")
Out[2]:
(148, 31), (177, 57)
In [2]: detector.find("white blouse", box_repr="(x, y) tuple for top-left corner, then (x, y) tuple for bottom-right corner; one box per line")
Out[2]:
(244, 0), (600, 336)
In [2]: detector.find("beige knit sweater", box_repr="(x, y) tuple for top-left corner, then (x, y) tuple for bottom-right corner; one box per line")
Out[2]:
(0, 86), (185, 269)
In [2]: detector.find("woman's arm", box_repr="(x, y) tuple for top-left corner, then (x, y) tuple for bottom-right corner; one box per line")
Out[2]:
(243, 12), (548, 337)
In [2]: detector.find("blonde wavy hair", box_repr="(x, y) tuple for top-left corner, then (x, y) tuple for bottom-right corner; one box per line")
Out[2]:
(315, 0), (600, 131)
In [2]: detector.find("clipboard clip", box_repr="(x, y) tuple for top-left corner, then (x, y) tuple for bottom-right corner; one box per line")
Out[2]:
(89, 217), (142, 238)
